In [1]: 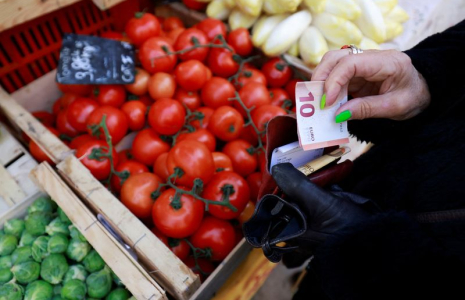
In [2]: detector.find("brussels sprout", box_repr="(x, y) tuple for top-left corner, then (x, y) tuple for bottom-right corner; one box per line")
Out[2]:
(111, 270), (124, 287)
(0, 234), (17, 256)
(105, 288), (131, 300)
(32, 236), (50, 262)
(69, 226), (87, 242)
(52, 296), (63, 300)
(11, 245), (33, 264)
(46, 218), (70, 236)
(82, 250), (105, 273)
(66, 239), (90, 262)
(0, 255), (12, 269)
(4, 219), (25, 237)
(41, 253), (69, 284)
(61, 279), (87, 300)
(28, 196), (57, 214)
(24, 280), (53, 300)
(48, 234), (69, 254)
(11, 260), (40, 284)
(20, 230), (38, 247)
(57, 208), (72, 226)
(86, 266), (112, 298)
(53, 284), (62, 295)
(0, 268), (13, 283)
(63, 264), (88, 284)
(25, 212), (53, 236)
(0, 282), (23, 300)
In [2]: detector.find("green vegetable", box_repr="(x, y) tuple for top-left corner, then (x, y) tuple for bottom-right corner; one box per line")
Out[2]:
(83, 250), (105, 273)
(57, 208), (72, 225)
(66, 239), (90, 262)
(20, 231), (38, 247)
(4, 219), (25, 237)
(25, 212), (53, 236)
(111, 270), (124, 287)
(61, 279), (87, 300)
(48, 234), (69, 254)
(41, 254), (69, 284)
(32, 236), (50, 262)
(0, 234), (18, 256)
(0, 230), (4, 237)
(11, 246), (33, 264)
(52, 296), (63, 300)
(53, 284), (62, 295)
(0, 268), (13, 283)
(69, 226), (87, 242)
(28, 196), (56, 214)
(0, 256), (12, 269)
(63, 265), (88, 284)
(86, 266), (112, 298)
(46, 218), (70, 236)
(24, 280), (53, 300)
(0, 282), (23, 300)
(105, 288), (131, 300)
(11, 260), (40, 284)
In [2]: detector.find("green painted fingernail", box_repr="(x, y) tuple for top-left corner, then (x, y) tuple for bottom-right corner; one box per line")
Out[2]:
(320, 93), (326, 109)
(335, 110), (352, 123)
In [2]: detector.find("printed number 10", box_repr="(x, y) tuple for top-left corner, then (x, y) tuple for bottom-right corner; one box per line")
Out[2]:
(299, 92), (315, 117)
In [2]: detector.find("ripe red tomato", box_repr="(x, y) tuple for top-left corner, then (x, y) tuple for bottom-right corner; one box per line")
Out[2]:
(117, 149), (134, 164)
(227, 28), (253, 56)
(177, 128), (216, 152)
(121, 101), (147, 131)
(246, 172), (262, 203)
(190, 216), (236, 261)
(93, 85), (126, 108)
(166, 140), (215, 188)
(101, 31), (124, 41)
(148, 72), (176, 99)
(153, 152), (170, 181)
(86, 106), (128, 145)
(151, 227), (190, 261)
(69, 134), (97, 150)
(270, 88), (291, 107)
(238, 126), (258, 146)
(174, 88), (201, 111)
(53, 93), (79, 115)
(190, 107), (214, 130)
(196, 18), (227, 41)
(236, 82), (271, 117)
(57, 84), (91, 96)
(235, 67), (267, 89)
(223, 139), (258, 177)
(208, 106), (244, 141)
(139, 37), (177, 73)
(163, 17), (184, 31)
(238, 201), (255, 225)
(285, 78), (299, 103)
(111, 160), (149, 193)
(207, 45), (239, 78)
(125, 68), (150, 96)
(132, 128), (171, 166)
(121, 172), (162, 218)
(148, 98), (186, 135)
(182, 0), (208, 10)
(261, 58), (293, 88)
(205, 66), (212, 81)
(32, 111), (55, 127)
(67, 98), (99, 132)
(202, 171), (250, 219)
(56, 109), (79, 137)
(212, 152), (234, 173)
(166, 28), (185, 45)
(184, 257), (215, 282)
(152, 188), (205, 238)
(174, 60), (208, 91)
(251, 104), (287, 142)
(174, 28), (209, 62)
(200, 77), (235, 108)
(75, 140), (118, 180)
(125, 12), (161, 46)
(29, 126), (59, 164)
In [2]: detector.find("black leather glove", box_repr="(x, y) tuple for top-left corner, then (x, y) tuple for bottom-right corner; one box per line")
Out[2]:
(243, 163), (381, 265)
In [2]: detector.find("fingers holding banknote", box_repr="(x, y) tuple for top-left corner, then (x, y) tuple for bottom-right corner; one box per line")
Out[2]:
(312, 49), (431, 121)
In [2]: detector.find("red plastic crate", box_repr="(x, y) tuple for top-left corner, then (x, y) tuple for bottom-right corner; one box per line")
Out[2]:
(0, 0), (150, 93)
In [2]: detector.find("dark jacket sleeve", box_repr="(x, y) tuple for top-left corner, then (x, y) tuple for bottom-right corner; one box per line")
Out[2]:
(306, 211), (465, 300)
(349, 19), (465, 144)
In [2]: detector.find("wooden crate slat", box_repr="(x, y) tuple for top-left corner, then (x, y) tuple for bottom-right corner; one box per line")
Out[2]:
(92, 0), (128, 10)
(57, 155), (201, 300)
(0, 164), (25, 206)
(30, 162), (167, 300)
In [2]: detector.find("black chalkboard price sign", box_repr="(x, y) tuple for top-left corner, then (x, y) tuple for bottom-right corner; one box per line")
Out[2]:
(56, 34), (135, 85)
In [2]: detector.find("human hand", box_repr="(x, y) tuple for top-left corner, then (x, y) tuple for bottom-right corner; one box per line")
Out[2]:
(312, 49), (431, 122)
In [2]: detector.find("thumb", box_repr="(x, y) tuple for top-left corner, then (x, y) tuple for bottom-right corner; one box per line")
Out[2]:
(335, 93), (402, 121)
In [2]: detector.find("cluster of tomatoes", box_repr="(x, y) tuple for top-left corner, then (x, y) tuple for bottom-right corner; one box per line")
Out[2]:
(28, 13), (301, 280)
